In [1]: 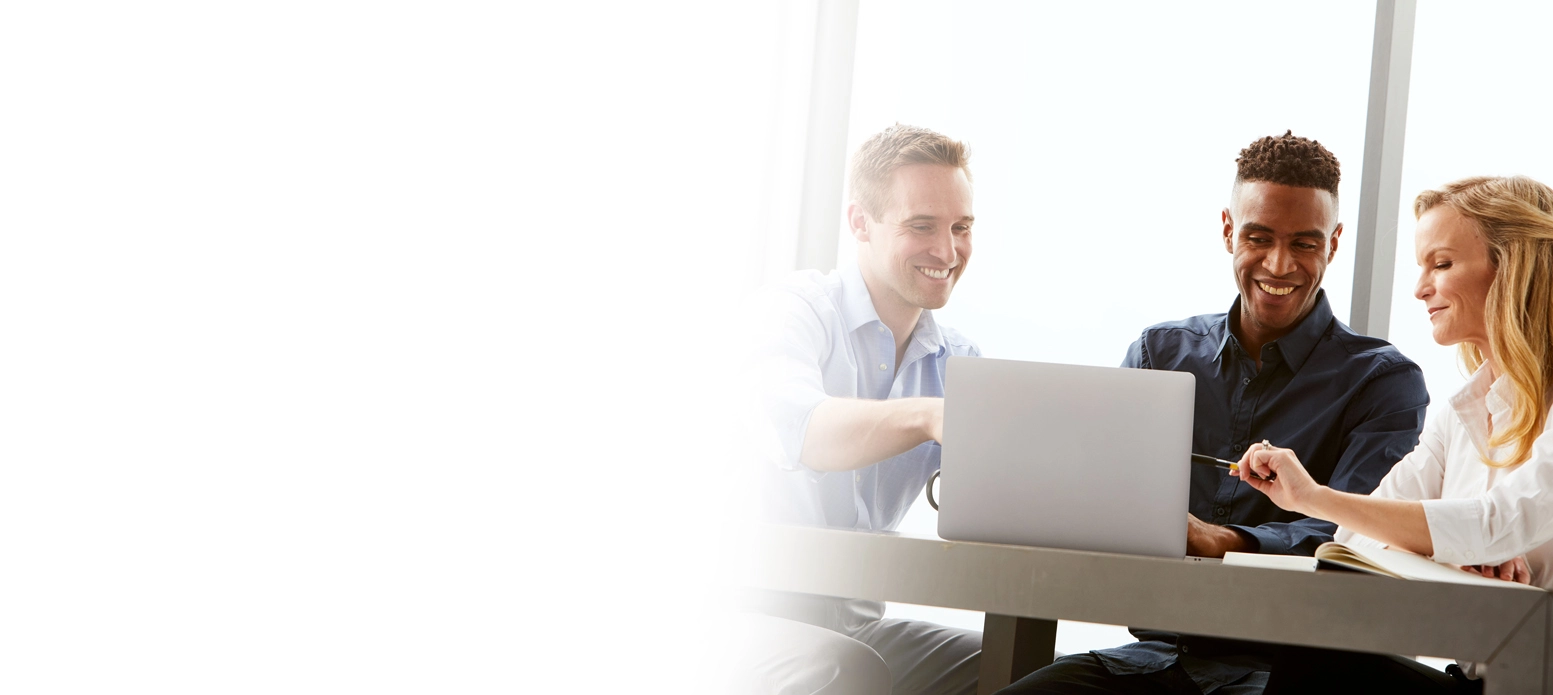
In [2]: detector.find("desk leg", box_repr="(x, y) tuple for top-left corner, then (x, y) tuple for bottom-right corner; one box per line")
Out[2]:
(978, 614), (1056, 695)
(1484, 596), (1549, 694)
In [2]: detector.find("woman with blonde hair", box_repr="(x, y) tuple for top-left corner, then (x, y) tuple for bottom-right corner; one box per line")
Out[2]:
(1236, 175), (1553, 691)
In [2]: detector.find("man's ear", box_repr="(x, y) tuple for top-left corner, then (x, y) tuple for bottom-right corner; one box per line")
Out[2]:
(846, 202), (870, 242)
(1222, 208), (1235, 253)
(1329, 223), (1343, 262)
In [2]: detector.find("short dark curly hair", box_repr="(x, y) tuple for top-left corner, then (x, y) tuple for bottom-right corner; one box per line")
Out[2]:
(1235, 130), (1341, 198)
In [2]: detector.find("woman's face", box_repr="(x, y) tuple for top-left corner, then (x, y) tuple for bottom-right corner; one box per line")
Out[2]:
(1414, 206), (1497, 355)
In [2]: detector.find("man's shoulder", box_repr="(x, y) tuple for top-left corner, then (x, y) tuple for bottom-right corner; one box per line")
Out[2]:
(936, 322), (979, 355)
(1320, 320), (1421, 371)
(1134, 312), (1227, 349)
(747, 269), (842, 321)
(1138, 312), (1226, 337)
(1125, 312), (1227, 369)
(761, 268), (841, 305)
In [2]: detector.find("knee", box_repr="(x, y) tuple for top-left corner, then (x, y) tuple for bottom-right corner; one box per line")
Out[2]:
(996, 653), (1110, 694)
(733, 615), (890, 695)
(798, 634), (890, 695)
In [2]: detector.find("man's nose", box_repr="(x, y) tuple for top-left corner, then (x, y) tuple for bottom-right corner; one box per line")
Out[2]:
(930, 228), (956, 264)
(1264, 245), (1296, 275)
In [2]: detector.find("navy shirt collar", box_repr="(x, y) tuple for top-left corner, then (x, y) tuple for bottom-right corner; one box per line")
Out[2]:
(1217, 289), (1334, 373)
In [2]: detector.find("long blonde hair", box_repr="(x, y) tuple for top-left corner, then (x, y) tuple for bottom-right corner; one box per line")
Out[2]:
(1415, 176), (1553, 467)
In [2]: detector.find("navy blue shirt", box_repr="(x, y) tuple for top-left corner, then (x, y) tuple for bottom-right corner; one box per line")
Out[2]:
(1096, 291), (1429, 691)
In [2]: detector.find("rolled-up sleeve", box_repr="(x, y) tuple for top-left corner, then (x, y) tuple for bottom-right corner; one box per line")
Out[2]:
(742, 289), (833, 474)
(1427, 427), (1553, 566)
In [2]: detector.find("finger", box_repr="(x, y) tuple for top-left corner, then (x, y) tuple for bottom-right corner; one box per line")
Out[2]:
(1251, 450), (1277, 478)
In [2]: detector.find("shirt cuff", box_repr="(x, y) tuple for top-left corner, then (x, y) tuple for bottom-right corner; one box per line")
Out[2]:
(1422, 497), (1487, 565)
(1226, 524), (1278, 555)
(777, 399), (827, 482)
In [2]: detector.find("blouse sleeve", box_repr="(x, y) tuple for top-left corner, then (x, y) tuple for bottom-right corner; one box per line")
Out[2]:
(1424, 413), (1553, 566)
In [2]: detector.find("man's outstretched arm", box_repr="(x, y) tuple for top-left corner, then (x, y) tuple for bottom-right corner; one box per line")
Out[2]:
(799, 397), (942, 472)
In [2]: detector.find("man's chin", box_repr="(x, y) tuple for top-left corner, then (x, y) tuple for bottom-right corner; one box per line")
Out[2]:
(1245, 306), (1306, 335)
(913, 286), (953, 310)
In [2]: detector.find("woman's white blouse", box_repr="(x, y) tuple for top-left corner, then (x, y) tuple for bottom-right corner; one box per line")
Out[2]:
(1335, 365), (1553, 589)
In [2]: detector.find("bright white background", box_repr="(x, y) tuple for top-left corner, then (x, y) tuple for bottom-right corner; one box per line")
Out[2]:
(5, 2), (1552, 691)
(1, 2), (782, 692)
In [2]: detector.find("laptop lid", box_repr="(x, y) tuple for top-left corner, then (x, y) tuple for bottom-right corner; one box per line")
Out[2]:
(937, 357), (1193, 558)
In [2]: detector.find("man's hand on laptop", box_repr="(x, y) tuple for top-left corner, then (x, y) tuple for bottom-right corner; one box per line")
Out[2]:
(1185, 514), (1255, 558)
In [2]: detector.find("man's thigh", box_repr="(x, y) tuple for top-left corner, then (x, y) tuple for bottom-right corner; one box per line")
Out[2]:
(730, 613), (891, 695)
(997, 653), (1211, 695)
(850, 617), (981, 695)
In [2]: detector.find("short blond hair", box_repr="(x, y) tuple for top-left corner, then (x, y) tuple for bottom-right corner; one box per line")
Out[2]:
(848, 124), (971, 219)
(1415, 175), (1553, 468)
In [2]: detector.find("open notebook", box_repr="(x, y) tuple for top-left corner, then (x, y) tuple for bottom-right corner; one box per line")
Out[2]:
(1224, 542), (1544, 591)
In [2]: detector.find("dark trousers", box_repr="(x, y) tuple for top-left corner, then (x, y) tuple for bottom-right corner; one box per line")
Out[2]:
(998, 649), (1478, 695)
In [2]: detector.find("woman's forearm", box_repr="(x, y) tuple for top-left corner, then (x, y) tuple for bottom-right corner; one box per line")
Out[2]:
(1305, 487), (1434, 556)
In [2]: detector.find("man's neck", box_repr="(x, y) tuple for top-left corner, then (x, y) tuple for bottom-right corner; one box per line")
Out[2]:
(1232, 307), (1297, 370)
(859, 269), (923, 366)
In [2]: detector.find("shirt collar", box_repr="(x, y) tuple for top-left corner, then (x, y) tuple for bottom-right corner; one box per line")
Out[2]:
(838, 260), (946, 359)
(839, 261), (884, 334)
(907, 307), (945, 362)
(1450, 364), (1501, 460)
(1215, 290), (1334, 373)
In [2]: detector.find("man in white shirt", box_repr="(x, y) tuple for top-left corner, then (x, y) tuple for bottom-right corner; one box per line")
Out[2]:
(737, 124), (981, 695)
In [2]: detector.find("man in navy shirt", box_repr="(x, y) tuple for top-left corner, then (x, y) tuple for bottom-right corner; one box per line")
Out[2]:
(1000, 132), (1440, 693)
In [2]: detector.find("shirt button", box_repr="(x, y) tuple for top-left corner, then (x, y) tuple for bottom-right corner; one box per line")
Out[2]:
(1242, 378), (1251, 385)
(878, 326), (886, 333)
(855, 472), (862, 481)
(1215, 507), (1227, 516)
(1466, 551), (1476, 561)
(879, 363), (888, 371)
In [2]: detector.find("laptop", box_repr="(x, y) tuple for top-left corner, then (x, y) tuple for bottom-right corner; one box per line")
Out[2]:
(936, 357), (1194, 558)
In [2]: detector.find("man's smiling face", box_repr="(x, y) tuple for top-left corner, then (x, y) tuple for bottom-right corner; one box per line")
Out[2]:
(1223, 181), (1341, 343)
(855, 163), (974, 314)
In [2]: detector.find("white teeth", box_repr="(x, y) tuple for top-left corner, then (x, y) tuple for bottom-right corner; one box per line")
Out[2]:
(1258, 281), (1294, 296)
(919, 267), (950, 279)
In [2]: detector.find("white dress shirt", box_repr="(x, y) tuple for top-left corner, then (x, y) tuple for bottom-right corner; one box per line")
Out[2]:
(742, 261), (979, 532)
(1337, 365), (1553, 588)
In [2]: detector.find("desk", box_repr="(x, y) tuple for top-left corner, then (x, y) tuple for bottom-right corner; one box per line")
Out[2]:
(744, 524), (1551, 695)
